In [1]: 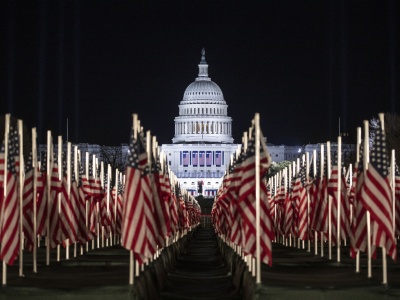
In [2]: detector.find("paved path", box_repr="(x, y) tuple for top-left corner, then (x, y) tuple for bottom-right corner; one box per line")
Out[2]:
(159, 227), (242, 300)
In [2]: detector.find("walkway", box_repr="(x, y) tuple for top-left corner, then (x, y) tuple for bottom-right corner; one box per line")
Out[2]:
(159, 227), (242, 300)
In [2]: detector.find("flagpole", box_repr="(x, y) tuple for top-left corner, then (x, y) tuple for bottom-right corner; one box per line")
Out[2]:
(100, 161), (105, 248)
(57, 136), (62, 262)
(107, 164), (111, 246)
(378, 113), (387, 285)
(313, 149), (317, 255)
(18, 120), (24, 277)
(73, 145), (79, 257)
(32, 128), (38, 273)
(128, 113), (138, 286)
(46, 131), (52, 266)
(66, 142), (72, 260)
(337, 136), (342, 262)
(355, 126), (361, 273)
(288, 164), (292, 247)
(391, 149), (395, 243)
(95, 155), (100, 249)
(296, 154), (305, 249)
(306, 151), (311, 252)
(320, 144), (325, 257)
(254, 113), (261, 284)
(85, 152), (90, 252)
(114, 168), (119, 246)
(363, 120), (372, 278)
(2, 114), (10, 285)
(327, 141), (332, 260)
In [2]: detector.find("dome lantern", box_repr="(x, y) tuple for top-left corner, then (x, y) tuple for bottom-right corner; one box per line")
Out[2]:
(198, 48), (209, 79)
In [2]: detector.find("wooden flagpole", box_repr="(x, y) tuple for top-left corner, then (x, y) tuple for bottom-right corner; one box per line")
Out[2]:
(337, 136), (342, 262)
(320, 144), (325, 257)
(66, 142), (72, 260)
(18, 120), (24, 277)
(254, 113), (261, 285)
(363, 120), (372, 278)
(313, 149), (317, 255)
(57, 136), (62, 262)
(32, 128), (38, 273)
(306, 151), (311, 252)
(100, 161), (105, 248)
(46, 131), (52, 266)
(2, 114), (10, 285)
(327, 141), (332, 260)
(85, 151), (90, 252)
(107, 163), (111, 246)
(114, 168), (119, 246)
(378, 113), (387, 285)
(73, 145), (78, 257)
(355, 126), (361, 273)
(284, 167), (288, 247)
(390, 149), (395, 244)
(95, 155), (100, 249)
(129, 113), (138, 285)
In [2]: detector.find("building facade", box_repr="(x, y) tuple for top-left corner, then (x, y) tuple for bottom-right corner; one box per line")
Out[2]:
(161, 49), (240, 197)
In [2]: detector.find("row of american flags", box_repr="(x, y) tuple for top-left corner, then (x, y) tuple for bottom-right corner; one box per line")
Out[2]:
(0, 114), (201, 285)
(212, 113), (400, 284)
(181, 150), (223, 167)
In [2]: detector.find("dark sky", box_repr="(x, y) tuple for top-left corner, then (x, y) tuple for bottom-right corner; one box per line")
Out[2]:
(1, 0), (399, 146)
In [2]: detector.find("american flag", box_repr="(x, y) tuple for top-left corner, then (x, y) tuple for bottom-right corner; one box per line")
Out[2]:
(0, 125), (20, 265)
(58, 152), (79, 245)
(228, 152), (245, 246)
(327, 164), (353, 245)
(0, 142), (5, 188)
(75, 154), (93, 243)
(199, 151), (205, 167)
(206, 151), (212, 166)
(182, 151), (189, 166)
(49, 154), (62, 249)
(22, 152), (35, 252)
(394, 164), (400, 237)
(309, 152), (329, 235)
(122, 130), (156, 264)
(361, 120), (396, 261)
(215, 151), (222, 166)
(138, 137), (158, 261)
(237, 127), (274, 266)
(150, 154), (169, 246)
(274, 178), (287, 236)
(99, 190), (112, 237)
(192, 151), (198, 166)
(292, 164), (308, 241)
(350, 143), (370, 257)
(37, 151), (48, 236)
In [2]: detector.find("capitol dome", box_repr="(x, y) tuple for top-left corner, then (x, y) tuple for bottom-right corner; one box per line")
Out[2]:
(172, 49), (233, 144)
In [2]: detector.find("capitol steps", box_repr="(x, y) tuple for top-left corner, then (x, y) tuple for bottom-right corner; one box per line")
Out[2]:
(159, 227), (242, 300)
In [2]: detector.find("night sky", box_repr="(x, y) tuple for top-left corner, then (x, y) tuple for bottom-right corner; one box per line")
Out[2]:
(1, 0), (399, 146)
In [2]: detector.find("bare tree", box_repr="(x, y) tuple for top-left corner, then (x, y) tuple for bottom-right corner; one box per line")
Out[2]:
(100, 145), (128, 178)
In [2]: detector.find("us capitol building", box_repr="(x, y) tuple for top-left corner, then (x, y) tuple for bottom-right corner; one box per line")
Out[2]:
(161, 49), (240, 197)
(160, 49), (355, 198)
(39, 50), (354, 199)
